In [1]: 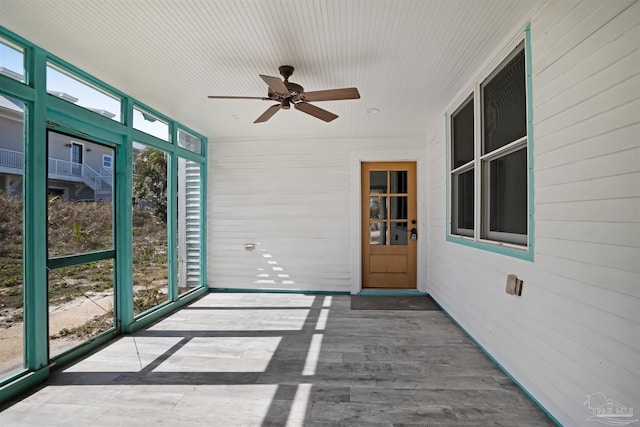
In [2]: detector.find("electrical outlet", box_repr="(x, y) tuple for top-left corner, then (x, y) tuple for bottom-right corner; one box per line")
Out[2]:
(506, 274), (523, 296)
(515, 278), (523, 296)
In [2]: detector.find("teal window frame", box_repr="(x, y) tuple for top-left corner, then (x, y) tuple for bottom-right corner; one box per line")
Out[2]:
(445, 24), (534, 261)
(0, 25), (208, 402)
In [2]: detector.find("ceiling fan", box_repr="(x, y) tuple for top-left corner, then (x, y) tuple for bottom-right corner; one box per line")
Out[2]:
(208, 65), (360, 123)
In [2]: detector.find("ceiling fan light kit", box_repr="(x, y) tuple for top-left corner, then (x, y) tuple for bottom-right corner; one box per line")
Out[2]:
(208, 65), (360, 123)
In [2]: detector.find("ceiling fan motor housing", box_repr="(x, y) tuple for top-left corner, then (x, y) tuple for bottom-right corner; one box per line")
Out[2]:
(279, 65), (295, 80)
(267, 81), (304, 102)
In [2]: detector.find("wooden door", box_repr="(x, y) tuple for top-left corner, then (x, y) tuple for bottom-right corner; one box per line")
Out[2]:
(362, 162), (417, 288)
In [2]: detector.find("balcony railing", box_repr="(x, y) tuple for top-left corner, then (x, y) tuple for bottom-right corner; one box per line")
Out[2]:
(0, 147), (23, 170)
(0, 147), (112, 195)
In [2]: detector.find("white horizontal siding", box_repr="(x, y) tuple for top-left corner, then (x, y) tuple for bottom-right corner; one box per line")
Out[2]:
(428, 1), (640, 425)
(208, 136), (426, 292)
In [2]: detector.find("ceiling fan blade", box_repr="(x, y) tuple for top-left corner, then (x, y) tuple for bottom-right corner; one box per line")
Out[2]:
(294, 102), (338, 122)
(259, 74), (289, 95)
(254, 104), (281, 123)
(208, 95), (271, 100)
(302, 87), (360, 102)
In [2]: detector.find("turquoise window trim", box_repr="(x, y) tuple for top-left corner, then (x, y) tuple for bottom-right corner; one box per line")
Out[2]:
(132, 128), (171, 150)
(0, 25), (209, 403)
(0, 369), (49, 402)
(200, 147), (208, 287)
(46, 117), (123, 148)
(23, 47), (49, 373)
(445, 23), (534, 262)
(0, 73), (33, 101)
(46, 94), (128, 138)
(524, 23), (535, 253)
(47, 250), (116, 269)
(175, 145), (206, 163)
(167, 148), (178, 301)
(0, 368), (29, 388)
(117, 98), (135, 333)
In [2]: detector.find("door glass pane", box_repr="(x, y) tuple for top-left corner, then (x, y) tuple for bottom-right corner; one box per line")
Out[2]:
(370, 222), (387, 245)
(132, 144), (169, 315)
(47, 133), (114, 257)
(178, 158), (201, 295)
(489, 148), (527, 235)
(0, 95), (24, 378)
(390, 196), (408, 219)
(369, 171), (387, 193)
(369, 196), (387, 219)
(48, 259), (114, 358)
(390, 171), (407, 193)
(390, 222), (408, 245)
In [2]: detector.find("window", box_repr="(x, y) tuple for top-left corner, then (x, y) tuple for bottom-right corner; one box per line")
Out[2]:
(0, 25), (208, 403)
(46, 63), (122, 122)
(47, 132), (116, 358)
(0, 37), (24, 83)
(0, 95), (25, 379)
(132, 144), (169, 315)
(177, 158), (202, 294)
(70, 142), (83, 164)
(103, 154), (112, 169)
(448, 38), (531, 254)
(482, 47), (527, 245)
(451, 95), (474, 237)
(133, 107), (169, 142)
(177, 129), (202, 154)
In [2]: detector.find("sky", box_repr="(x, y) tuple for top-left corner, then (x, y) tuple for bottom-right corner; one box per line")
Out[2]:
(0, 39), (171, 141)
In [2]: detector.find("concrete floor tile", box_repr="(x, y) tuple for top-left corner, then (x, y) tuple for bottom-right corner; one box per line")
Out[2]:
(0, 293), (555, 426)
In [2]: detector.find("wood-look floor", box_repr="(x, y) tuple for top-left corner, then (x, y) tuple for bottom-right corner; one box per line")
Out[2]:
(0, 293), (555, 426)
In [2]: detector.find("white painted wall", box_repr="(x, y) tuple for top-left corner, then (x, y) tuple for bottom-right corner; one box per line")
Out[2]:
(208, 136), (427, 293)
(427, 1), (640, 425)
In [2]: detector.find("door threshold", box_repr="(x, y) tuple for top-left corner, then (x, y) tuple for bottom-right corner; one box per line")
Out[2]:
(357, 288), (427, 296)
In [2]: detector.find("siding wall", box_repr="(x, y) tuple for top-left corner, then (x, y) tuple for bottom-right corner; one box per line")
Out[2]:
(427, 1), (640, 425)
(208, 136), (426, 293)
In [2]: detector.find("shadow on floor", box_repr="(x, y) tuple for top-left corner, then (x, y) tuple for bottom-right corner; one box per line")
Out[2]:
(0, 293), (555, 426)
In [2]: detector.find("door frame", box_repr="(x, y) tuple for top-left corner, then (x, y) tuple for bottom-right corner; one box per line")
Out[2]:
(349, 150), (427, 295)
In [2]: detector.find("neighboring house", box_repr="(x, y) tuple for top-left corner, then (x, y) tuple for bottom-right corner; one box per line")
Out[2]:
(0, 94), (23, 198)
(0, 91), (113, 201)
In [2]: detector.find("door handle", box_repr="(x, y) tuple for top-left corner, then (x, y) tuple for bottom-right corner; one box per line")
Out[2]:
(410, 228), (417, 240)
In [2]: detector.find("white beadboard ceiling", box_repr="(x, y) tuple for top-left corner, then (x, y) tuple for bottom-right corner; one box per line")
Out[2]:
(0, 0), (544, 142)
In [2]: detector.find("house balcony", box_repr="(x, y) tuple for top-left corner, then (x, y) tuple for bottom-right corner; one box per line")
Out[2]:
(0, 147), (112, 199)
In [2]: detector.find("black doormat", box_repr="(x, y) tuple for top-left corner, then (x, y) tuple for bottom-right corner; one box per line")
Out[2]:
(350, 294), (441, 311)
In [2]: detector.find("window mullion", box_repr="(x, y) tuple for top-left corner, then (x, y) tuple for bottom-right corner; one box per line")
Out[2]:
(473, 83), (482, 242)
(480, 136), (527, 162)
(451, 160), (474, 175)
